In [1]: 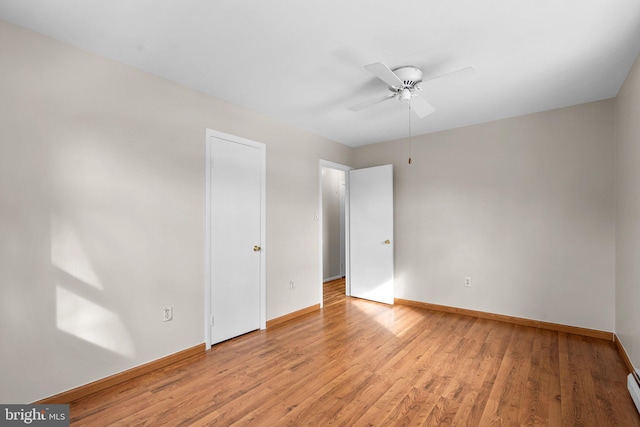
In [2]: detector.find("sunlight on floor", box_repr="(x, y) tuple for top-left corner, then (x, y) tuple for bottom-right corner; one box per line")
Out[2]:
(350, 297), (405, 337)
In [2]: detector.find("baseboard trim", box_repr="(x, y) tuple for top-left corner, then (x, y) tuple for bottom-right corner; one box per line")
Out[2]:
(266, 304), (320, 328)
(35, 343), (206, 404)
(395, 298), (614, 341)
(615, 334), (637, 377)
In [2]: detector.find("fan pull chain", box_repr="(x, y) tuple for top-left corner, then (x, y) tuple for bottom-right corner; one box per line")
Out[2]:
(408, 102), (413, 165)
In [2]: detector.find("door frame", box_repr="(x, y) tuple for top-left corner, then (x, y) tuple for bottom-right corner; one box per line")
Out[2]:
(205, 128), (266, 350)
(318, 160), (353, 307)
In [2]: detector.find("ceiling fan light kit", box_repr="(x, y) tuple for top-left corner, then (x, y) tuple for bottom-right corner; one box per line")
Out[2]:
(399, 88), (413, 103)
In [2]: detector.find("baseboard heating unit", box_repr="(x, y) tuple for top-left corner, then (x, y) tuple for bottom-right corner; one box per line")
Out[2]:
(629, 373), (640, 414)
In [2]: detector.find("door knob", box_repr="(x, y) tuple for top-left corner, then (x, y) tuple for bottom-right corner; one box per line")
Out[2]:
(384, 239), (391, 245)
(253, 245), (261, 252)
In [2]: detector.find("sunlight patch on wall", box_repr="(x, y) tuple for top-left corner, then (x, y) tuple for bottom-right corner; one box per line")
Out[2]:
(56, 286), (135, 358)
(51, 215), (103, 290)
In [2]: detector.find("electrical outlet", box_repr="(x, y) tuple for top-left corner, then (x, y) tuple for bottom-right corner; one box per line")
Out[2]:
(289, 281), (295, 290)
(163, 306), (173, 322)
(464, 277), (471, 287)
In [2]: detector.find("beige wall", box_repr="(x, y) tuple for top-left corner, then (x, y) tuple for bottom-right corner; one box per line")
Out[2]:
(0, 20), (352, 403)
(616, 53), (640, 374)
(354, 100), (616, 331)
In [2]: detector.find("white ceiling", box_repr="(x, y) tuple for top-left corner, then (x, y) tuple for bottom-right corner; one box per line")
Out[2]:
(1, 1), (640, 147)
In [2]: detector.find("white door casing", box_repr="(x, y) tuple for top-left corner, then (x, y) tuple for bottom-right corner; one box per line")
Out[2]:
(205, 129), (266, 348)
(349, 164), (394, 304)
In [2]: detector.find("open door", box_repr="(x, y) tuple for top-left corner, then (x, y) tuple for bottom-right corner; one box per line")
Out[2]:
(349, 164), (394, 304)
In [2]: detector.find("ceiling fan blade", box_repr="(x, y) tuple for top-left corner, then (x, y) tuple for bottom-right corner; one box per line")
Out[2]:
(409, 94), (436, 118)
(348, 93), (397, 111)
(364, 62), (403, 88)
(418, 66), (477, 89)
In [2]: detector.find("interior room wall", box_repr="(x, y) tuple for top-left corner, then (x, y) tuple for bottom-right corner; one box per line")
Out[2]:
(322, 168), (344, 281)
(0, 20), (352, 403)
(353, 100), (616, 332)
(615, 52), (640, 374)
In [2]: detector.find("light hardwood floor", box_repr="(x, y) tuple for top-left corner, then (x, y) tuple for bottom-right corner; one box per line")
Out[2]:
(69, 278), (639, 426)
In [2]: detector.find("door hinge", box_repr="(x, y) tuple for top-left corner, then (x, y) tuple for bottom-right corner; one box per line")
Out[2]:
(210, 315), (214, 326)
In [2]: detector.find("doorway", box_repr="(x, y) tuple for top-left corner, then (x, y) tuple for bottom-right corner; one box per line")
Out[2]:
(319, 160), (351, 307)
(319, 161), (395, 308)
(322, 167), (346, 281)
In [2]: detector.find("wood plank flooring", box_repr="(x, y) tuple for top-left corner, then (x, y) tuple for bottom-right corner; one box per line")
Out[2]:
(69, 278), (639, 426)
(323, 276), (347, 307)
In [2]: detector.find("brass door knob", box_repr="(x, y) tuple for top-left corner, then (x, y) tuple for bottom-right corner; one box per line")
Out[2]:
(253, 245), (261, 252)
(384, 240), (391, 245)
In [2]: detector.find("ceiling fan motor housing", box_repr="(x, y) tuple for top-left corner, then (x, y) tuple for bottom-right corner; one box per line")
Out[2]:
(391, 66), (423, 90)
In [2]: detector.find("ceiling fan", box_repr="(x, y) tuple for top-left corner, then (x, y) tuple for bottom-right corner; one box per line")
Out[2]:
(349, 62), (477, 118)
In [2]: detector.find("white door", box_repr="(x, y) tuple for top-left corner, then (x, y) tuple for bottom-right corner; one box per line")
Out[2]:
(208, 132), (265, 345)
(349, 164), (394, 304)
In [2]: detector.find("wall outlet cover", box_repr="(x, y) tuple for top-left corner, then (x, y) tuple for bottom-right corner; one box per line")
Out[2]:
(163, 307), (173, 322)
